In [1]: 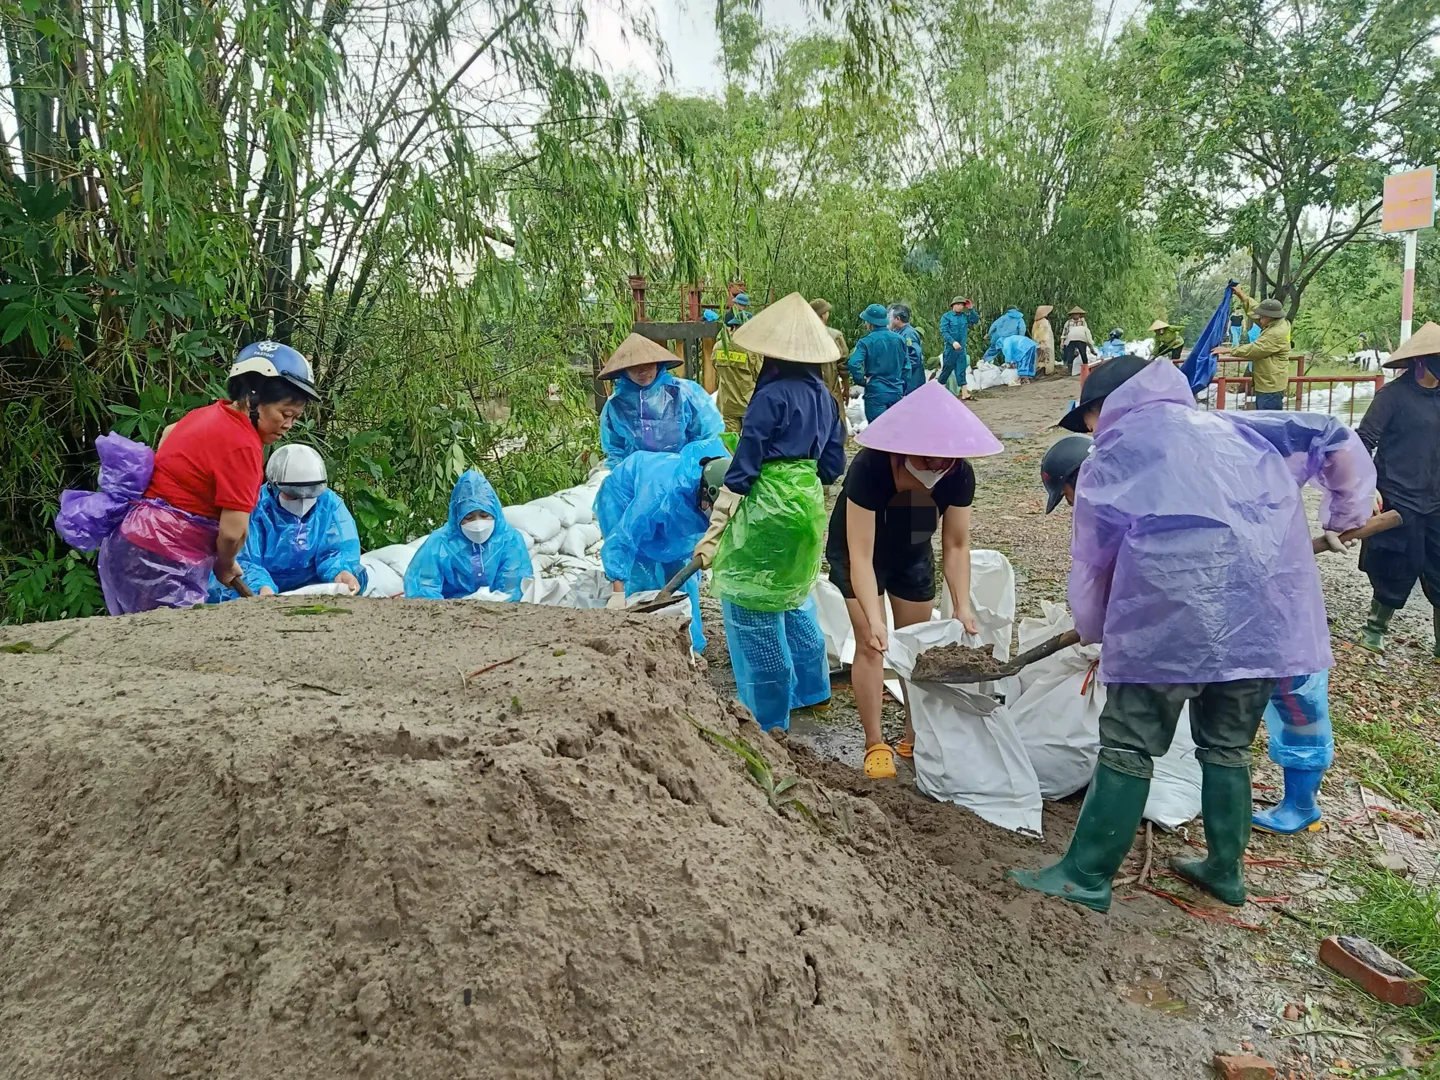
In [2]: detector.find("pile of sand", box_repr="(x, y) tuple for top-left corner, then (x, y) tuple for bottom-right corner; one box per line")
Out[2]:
(0, 600), (1013, 1077)
(0, 599), (1258, 1078)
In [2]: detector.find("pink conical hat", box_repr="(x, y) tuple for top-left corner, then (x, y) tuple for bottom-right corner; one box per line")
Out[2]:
(856, 381), (1004, 458)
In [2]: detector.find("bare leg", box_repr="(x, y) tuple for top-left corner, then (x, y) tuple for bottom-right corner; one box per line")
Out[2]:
(890, 597), (935, 745)
(846, 598), (887, 749)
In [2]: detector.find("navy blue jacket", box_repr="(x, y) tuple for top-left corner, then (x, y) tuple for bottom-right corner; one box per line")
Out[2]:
(724, 362), (847, 495)
(848, 328), (910, 406)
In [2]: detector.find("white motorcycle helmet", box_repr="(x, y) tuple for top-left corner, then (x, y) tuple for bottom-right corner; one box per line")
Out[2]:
(267, 444), (327, 518)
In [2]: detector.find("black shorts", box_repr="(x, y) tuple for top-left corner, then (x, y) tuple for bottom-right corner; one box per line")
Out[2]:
(827, 546), (935, 604)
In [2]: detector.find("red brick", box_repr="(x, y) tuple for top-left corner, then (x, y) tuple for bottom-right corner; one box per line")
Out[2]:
(1213, 1053), (1277, 1080)
(1320, 935), (1429, 1008)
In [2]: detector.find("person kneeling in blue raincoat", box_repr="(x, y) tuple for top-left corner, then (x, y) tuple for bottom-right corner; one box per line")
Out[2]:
(209, 444), (366, 600)
(599, 333), (724, 468)
(404, 470), (532, 601)
(595, 436), (731, 653)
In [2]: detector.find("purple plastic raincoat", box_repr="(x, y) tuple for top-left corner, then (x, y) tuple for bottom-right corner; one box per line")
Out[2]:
(55, 432), (219, 615)
(1070, 360), (1375, 684)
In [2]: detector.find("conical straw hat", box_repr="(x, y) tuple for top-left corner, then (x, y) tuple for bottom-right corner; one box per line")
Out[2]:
(599, 333), (684, 379)
(1383, 322), (1440, 368)
(1149, 319), (1172, 333)
(1068, 306), (1085, 317)
(730, 292), (841, 364)
(856, 381), (1004, 458)
(1035, 305), (1054, 320)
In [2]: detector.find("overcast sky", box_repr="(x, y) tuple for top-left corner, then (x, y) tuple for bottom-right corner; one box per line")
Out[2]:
(587, 0), (823, 94)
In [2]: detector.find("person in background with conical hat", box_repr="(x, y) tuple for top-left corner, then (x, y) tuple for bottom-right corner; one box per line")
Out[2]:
(1031, 305), (1056, 378)
(1060, 307), (1095, 374)
(1149, 318), (1185, 362)
(938, 296), (978, 400)
(809, 298), (850, 423)
(1356, 321), (1440, 657)
(598, 332), (724, 469)
(1006, 356), (1375, 913)
(693, 293), (847, 732)
(848, 303), (911, 422)
(825, 380), (1004, 778)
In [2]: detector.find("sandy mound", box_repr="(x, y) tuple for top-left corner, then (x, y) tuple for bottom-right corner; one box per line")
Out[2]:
(0, 599), (1036, 1079)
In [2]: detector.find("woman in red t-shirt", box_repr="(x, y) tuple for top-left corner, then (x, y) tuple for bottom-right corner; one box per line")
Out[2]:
(98, 343), (319, 614)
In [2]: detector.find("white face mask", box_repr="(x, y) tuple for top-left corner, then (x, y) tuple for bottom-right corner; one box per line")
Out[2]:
(905, 459), (949, 490)
(461, 518), (495, 545)
(279, 495), (317, 518)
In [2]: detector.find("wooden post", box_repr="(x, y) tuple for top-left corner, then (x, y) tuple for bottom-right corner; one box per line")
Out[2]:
(628, 275), (648, 323)
(701, 337), (718, 393)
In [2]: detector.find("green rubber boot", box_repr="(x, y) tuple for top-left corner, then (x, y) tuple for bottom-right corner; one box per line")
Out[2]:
(1170, 762), (1252, 907)
(1006, 764), (1150, 914)
(1360, 599), (1394, 653)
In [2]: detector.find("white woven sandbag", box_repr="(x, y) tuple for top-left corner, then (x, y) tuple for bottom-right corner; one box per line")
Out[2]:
(503, 503), (562, 543)
(888, 620), (1043, 835)
(531, 495), (578, 529)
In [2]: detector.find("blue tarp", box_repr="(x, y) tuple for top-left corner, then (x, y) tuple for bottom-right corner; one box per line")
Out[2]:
(1180, 280), (1237, 394)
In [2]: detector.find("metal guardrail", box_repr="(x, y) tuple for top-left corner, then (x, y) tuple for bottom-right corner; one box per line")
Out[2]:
(1209, 374), (1384, 425)
(1076, 359), (1384, 426)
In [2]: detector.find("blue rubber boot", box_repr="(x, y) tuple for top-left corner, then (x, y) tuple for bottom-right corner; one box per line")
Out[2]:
(1252, 767), (1324, 835)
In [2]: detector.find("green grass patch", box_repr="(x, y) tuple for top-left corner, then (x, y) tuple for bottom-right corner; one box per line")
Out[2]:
(1332, 867), (1440, 1033)
(1332, 712), (1440, 815)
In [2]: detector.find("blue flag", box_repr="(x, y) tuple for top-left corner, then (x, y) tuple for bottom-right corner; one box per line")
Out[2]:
(1180, 280), (1237, 394)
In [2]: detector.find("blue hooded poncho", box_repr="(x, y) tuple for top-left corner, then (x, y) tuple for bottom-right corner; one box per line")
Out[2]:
(404, 471), (533, 601)
(982, 308), (1027, 363)
(595, 435), (728, 651)
(210, 486), (367, 600)
(599, 369), (725, 469)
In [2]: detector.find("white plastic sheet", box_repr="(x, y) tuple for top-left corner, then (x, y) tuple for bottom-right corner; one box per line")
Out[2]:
(887, 620), (1044, 835)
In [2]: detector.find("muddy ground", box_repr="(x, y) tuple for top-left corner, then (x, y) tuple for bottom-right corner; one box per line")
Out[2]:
(704, 374), (1436, 1078)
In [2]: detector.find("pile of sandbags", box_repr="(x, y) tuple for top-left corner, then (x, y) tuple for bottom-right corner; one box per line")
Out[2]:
(501, 471), (607, 559)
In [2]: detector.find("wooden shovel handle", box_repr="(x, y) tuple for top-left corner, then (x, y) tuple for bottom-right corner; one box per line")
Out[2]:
(231, 577), (254, 598)
(1311, 509), (1401, 555)
(997, 628), (1082, 677)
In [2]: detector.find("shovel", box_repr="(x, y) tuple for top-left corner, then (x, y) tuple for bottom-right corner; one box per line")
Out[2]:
(629, 556), (705, 613)
(928, 628), (1083, 684)
(1310, 509), (1400, 555)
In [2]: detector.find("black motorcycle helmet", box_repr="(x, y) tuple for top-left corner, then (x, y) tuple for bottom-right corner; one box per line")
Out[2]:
(1057, 355), (1149, 433)
(1040, 435), (1094, 513)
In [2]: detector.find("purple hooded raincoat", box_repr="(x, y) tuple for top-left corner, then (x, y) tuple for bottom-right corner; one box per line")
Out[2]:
(1070, 360), (1375, 684)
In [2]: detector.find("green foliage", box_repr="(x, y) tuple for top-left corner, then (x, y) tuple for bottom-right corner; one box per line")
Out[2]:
(904, 0), (1169, 332)
(1129, 0), (1440, 317)
(0, 544), (104, 624)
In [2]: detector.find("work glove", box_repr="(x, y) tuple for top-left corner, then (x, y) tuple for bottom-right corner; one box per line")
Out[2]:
(605, 590), (628, 611)
(1321, 530), (1354, 554)
(693, 486), (743, 569)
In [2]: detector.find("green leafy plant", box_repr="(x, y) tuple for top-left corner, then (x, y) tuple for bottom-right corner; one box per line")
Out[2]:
(0, 545), (104, 624)
(692, 720), (811, 817)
